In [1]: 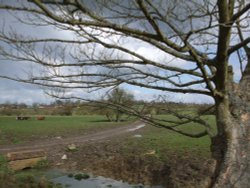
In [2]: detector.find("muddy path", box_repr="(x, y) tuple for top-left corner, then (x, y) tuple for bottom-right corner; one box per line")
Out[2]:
(0, 121), (145, 154)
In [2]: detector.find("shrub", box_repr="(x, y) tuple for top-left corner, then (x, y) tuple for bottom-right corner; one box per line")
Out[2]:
(34, 159), (49, 169)
(0, 107), (13, 116)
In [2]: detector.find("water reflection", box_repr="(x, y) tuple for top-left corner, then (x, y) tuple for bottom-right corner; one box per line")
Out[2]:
(51, 174), (164, 188)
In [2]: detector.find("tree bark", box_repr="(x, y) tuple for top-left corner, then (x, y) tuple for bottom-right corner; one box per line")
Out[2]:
(210, 63), (250, 188)
(115, 111), (121, 122)
(211, 110), (250, 187)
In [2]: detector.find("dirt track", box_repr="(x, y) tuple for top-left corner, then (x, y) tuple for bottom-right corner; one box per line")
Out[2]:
(0, 121), (145, 154)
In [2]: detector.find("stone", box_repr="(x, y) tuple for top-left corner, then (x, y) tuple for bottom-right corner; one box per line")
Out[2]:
(8, 157), (46, 171)
(6, 149), (46, 161)
(61, 154), (67, 160)
(145, 150), (156, 155)
(133, 134), (142, 138)
(6, 149), (47, 171)
(67, 144), (77, 151)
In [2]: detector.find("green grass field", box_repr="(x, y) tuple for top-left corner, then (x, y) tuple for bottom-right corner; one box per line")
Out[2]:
(121, 115), (216, 159)
(0, 114), (216, 159)
(0, 115), (130, 145)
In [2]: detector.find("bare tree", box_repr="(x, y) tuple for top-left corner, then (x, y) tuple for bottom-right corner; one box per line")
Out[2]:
(0, 0), (250, 187)
(96, 87), (134, 122)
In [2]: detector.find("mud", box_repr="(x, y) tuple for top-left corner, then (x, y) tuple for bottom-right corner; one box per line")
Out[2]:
(47, 139), (214, 188)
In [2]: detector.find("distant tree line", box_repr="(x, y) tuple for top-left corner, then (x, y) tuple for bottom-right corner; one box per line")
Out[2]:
(0, 88), (214, 119)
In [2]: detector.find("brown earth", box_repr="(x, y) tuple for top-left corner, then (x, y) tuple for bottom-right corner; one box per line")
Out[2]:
(0, 121), (214, 187)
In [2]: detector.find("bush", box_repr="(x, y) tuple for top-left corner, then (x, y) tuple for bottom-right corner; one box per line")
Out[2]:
(51, 106), (72, 116)
(0, 107), (13, 116)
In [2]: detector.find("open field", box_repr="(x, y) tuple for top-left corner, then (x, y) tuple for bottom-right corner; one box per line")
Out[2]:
(0, 115), (216, 156)
(0, 114), (216, 187)
(0, 116), (132, 145)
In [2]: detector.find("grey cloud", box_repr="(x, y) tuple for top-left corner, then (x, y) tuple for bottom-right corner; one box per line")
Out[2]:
(0, 78), (53, 104)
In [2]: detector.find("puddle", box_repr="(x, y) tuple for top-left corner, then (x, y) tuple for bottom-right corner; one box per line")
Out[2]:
(51, 173), (164, 188)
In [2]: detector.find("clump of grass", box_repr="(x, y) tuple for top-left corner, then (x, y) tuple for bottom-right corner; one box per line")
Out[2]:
(67, 173), (74, 178)
(34, 159), (49, 169)
(15, 173), (36, 185)
(132, 185), (144, 188)
(0, 155), (10, 173)
(73, 173), (90, 180)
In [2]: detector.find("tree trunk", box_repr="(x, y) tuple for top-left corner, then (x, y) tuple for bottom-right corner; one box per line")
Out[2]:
(106, 112), (113, 122)
(210, 65), (250, 188)
(115, 110), (121, 122)
(211, 112), (250, 188)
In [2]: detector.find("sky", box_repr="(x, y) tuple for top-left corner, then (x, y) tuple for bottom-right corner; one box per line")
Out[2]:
(1, 0), (247, 105)
(0, 36), (214, 105)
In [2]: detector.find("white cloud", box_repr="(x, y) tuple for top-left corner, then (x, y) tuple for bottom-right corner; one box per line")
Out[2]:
(172, 93), (214, 104)
(0, 80), (53, 104)
(135, 46), (188, 67)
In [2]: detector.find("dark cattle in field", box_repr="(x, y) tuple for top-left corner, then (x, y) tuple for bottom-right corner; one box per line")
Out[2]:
(16, 116), (30, 120)
(36, 116), (45, 120)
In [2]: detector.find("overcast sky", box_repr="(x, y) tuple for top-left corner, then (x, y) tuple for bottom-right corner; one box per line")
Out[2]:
(0, 1), (224, 105)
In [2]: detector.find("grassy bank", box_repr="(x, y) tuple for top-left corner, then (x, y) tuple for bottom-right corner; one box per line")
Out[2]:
(0, 154), (63, 188)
